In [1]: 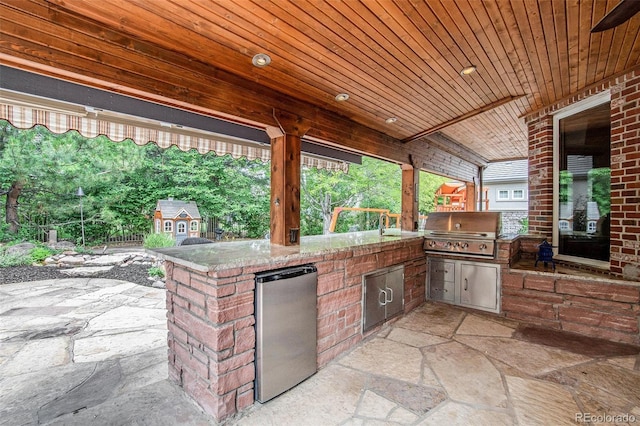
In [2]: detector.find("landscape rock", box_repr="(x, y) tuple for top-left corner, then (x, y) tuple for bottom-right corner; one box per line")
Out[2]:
(59, 266), (114, 277)
(84, 254), (132, 266)
(48, 241), (76, 250)
(5, 242), (36, 256)
(57, 256), (86, 266)
(151, 281), (166, 289)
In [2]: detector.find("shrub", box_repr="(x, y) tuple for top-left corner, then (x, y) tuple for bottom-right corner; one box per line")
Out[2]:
(518, 217), (529, 234)
(143, 232), (175, 249)
(0, 252), (32, 267)
(30, 246), (56, 263)
(148, 266), (165, 278)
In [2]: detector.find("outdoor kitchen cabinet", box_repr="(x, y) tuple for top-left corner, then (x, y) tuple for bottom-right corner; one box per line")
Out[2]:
(427, 258), (500, 314)
(363, 265), (404, 332)
(428, 260), (455, 303)
(458, 261), (500, 312)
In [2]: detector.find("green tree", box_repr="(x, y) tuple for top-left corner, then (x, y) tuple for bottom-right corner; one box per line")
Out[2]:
(300, 157), (447, 235)
(418, 171), (448, 214)
(1, 121), (448, 244)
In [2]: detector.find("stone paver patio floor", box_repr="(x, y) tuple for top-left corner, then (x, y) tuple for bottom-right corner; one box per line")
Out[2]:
(1, 278), (639, 425)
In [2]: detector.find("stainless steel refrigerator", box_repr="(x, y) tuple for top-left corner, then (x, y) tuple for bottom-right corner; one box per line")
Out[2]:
(255, 264), (318, 402)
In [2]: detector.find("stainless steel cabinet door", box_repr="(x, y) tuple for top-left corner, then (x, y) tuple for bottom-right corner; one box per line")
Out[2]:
(385, 265), (404, 318)
(459, 262), (498, 311)
(363, 272), (386, 331)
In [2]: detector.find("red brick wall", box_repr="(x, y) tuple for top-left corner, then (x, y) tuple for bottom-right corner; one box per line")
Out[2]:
(502, 270), (640, 346)
(165, 237), (426, 422)
(525, 67), (640, 279)
(610, 71), (640, 277)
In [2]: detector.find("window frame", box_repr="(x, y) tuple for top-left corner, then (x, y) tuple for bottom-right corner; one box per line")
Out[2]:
(190, 220), (199, 231)
(552, 91), (611, 266)
(496, 189), (510, 201)
(163, 220), (173, 233)
(512, 189), (525, 200)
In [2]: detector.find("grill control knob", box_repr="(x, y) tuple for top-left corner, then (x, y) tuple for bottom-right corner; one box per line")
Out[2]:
(461, 242), (469, 249)
(445, 242), (452, 248)
(479, 243), (487, 250)
(428, 241), (436, 248)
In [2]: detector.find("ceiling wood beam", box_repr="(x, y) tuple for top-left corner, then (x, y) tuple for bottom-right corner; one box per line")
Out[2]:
(402, 95), (525, 144)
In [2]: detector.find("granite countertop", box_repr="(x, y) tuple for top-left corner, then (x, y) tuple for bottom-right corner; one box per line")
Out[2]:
(149, 230), (424, 272)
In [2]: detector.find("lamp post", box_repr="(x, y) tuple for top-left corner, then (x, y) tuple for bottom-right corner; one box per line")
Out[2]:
(77, 187), (85, 247)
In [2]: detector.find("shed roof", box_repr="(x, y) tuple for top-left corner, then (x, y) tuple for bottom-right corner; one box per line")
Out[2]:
(156, 199), (202, 220)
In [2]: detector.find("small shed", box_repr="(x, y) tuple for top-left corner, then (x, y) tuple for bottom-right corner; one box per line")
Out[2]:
(154, 198), (202, 244)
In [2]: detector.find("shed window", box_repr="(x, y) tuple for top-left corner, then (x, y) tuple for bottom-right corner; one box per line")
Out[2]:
(190, 220), (199, 231)
(155, 219), (161, 233)
(164, 220), (173, 232)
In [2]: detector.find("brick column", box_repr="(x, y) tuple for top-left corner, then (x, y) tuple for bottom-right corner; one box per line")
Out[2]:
(165, 262), (256, 420)
(526, 115), (554, 238)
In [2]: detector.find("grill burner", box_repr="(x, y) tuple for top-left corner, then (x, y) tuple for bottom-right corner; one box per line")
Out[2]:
(423, 212), (501, 258)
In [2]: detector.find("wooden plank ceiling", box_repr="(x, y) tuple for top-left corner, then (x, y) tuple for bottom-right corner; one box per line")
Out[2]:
(1, 0), (639, 169)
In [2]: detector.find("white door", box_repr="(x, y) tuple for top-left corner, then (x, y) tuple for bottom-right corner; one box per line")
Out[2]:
(176, 220), (188, 244)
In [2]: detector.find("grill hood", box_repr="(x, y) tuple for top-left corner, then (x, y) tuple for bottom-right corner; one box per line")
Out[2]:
(424, 212), (501, 239)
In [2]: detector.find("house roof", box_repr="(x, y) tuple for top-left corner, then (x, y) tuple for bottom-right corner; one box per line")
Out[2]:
(1, 1), (639, 177)
(156, 199), (202, 220)
(483, 160), (528, 183)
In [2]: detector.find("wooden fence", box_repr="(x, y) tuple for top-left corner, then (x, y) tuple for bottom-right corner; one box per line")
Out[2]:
(23, 215), (248, 246)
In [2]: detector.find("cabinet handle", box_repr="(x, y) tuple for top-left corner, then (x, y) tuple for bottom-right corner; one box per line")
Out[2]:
(435, 269), (448, 273)
(464, 278), (468, 291)
(379, 289), (387, 306)
(385, 287), (393, 303)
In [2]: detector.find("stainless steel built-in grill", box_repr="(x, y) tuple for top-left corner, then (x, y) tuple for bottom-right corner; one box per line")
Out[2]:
(423, 212), (501, 258)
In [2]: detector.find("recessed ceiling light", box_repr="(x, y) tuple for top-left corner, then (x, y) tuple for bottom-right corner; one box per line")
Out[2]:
(335, 93), (349, 102)
(460, 65), (477, 76)
(385, 117), (397, 124)
(252, 53), (271, 67)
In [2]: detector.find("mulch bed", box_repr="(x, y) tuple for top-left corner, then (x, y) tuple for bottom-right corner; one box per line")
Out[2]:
(0, 263), (156, 287)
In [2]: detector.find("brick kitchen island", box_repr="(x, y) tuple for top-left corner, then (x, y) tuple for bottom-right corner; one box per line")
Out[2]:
(150, 231), (427, 422)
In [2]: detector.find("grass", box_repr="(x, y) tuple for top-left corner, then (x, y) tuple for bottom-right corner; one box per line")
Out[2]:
(143, 233), (175, 249)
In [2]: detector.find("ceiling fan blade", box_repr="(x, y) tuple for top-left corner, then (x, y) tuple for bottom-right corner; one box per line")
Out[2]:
(591, 0), (640, 33)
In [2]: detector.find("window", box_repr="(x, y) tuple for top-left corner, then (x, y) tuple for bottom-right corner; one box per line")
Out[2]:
(164, 220), (173, 232)
(554, 96), (610, 262)
(497, 190), (509, 201)
(190, 220), (199, 231)
(155, 219), (161, 233)
(512, 189), (525, 200)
